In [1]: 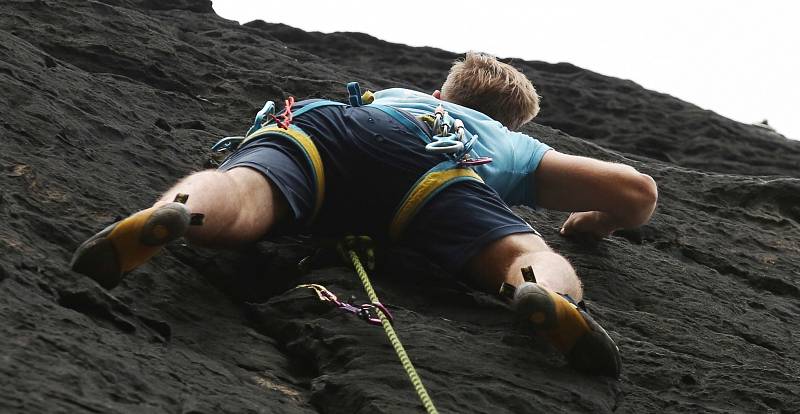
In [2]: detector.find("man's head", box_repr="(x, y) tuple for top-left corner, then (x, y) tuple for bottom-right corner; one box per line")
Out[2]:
(439, 52), (540, 130)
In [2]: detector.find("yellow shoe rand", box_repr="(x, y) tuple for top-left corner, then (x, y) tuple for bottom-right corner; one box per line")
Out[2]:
(107, 207), (169, 272)
(71, 201), (191, 288)
(513, 282), (621, 378)
(537, 289), (591, 354)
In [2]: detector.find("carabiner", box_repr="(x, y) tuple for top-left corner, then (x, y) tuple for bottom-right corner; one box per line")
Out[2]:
(452, 119), (465, 139)
(426, 139), (464, 154)
(211, 136), (245, 152)
(458, 156), (493, 167)
(246, 101), (276, 136)
(358, 302), (393, 325)
(461, 133), (478, 155)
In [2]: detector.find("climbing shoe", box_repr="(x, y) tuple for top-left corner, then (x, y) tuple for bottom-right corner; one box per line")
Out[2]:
(508, 281), (622, 378)
(70, 196), (195, 289)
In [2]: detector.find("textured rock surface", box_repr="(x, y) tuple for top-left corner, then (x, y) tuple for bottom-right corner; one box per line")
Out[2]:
(1, 1), (799, 413)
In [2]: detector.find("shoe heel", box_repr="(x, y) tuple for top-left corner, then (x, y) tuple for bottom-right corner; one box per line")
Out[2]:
(140, 203), (191, 246)
(512, 283), (557, 330)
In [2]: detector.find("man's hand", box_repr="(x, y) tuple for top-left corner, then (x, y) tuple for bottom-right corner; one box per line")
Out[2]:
(560, 211), (618, 241)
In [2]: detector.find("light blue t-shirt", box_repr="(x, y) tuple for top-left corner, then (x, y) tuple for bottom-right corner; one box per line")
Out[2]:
(373, 88), (552, 207)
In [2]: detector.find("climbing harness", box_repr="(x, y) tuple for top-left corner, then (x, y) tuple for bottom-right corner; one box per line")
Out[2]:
(337, 236), (439, 414)
(343, 83), (493, 240)
(296, 283), (392, 326)
(210, 81), (492, 238)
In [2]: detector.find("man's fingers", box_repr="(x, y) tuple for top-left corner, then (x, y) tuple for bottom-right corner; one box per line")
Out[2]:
(560, 212), (609, 241)
(559, 213), (577, 236)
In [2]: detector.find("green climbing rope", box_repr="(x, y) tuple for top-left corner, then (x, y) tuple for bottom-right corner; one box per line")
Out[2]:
(340, 239), (439, 414)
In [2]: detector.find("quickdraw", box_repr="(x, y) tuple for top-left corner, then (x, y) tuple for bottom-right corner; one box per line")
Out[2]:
(426, 104), (492, 167)
(293, 238), (438, 413)
(297, 283), (393, 326)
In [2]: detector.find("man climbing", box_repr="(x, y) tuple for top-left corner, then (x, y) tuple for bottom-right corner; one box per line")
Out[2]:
(71, 52), (656, 379)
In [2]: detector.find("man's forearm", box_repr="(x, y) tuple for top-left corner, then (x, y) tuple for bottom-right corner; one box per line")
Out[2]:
(561, 173), (658, 238)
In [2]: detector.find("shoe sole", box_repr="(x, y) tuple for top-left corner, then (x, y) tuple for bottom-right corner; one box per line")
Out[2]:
(514, 283), (621, 378)
(70, 203), (191, 289)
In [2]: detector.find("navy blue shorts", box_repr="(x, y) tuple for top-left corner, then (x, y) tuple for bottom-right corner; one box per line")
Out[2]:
(219, 100), (536, 273)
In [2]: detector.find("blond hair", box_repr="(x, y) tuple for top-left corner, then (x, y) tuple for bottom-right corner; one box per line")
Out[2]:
(440, 52), (540, 130)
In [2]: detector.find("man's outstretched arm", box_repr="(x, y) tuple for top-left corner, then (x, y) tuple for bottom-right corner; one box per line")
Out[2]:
(534, 150), (658, 239)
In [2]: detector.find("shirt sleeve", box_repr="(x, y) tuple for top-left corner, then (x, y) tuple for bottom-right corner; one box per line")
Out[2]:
(509, 130), (552, 207)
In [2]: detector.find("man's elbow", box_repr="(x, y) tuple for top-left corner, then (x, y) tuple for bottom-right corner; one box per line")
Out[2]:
(628, 173), (658, 227)
(608, 168), (658, 229)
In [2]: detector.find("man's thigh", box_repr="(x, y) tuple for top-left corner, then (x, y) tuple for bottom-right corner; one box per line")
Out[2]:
(218, 139), (313, 231)
(225, 166), (291, 230)
(401, 181), (539, 275)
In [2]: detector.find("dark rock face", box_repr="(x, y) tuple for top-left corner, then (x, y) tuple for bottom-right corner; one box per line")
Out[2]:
(1, 1), (799, 413)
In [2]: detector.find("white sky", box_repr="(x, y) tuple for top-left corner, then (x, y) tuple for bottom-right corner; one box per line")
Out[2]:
(213, 0), (799, 140)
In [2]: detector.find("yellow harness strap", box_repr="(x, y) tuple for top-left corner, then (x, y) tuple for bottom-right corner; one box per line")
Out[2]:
(389, 165), (483, 241)
(243, 125), (326, 223)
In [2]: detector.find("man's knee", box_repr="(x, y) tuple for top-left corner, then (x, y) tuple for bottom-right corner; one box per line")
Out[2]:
(465, 232), (552, 290)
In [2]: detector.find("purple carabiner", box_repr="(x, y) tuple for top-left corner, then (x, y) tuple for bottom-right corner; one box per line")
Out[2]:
(358, 302), (393, 325)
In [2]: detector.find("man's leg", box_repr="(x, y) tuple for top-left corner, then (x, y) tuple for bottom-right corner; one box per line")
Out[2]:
(466, 233), (620, 378)
(71, 167), (289, 288)
(400, 180), (620, 377)
(154, 167), (289, 246)
(465, 233), (581, 300)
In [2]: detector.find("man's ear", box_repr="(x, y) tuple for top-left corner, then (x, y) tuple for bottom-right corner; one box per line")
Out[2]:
(432, 90), (441, 99)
